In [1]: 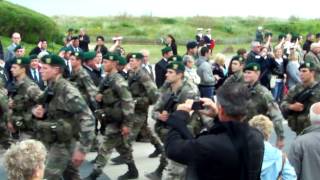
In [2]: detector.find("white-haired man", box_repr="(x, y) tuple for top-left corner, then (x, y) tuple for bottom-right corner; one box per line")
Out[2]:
(304, 42), (320, 81)
(289, 102), (320, 180)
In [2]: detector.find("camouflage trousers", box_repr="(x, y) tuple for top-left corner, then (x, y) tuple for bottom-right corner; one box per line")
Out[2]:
(0, 124), (10, 149)
(94, 123), (134, 168)
(136, 113), (162, 146)
(44, 139), (80, 180)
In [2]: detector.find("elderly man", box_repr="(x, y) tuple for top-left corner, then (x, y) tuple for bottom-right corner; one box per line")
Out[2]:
(4, 32), (21, 62)
(304, 42), (320, 81)
(289, 102), (320, 180)
(246, 41), (261, 63)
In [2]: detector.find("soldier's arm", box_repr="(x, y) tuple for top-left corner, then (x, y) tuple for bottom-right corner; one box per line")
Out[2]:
(114, 78), (135, 128)
(65, 88), (95, 153)
(82, 75), (98, 106)
(0, 93), (9, 123)
(140, 74), (159, 105)
(26, 83), (44, 102)
(281, 86), (298, 111)
(265, 92), (284, 139)
(152, 92), (167, 120)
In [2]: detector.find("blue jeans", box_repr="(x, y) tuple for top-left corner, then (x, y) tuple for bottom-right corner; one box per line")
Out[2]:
(199, 85), (214, 99)
(271, 81), (284, 102)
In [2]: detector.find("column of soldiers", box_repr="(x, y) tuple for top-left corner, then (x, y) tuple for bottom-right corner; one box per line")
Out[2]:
(1, 30), (320, 180)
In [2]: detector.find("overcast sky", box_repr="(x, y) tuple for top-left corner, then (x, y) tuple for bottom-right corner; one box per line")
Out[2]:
(8, 0), (320, 19)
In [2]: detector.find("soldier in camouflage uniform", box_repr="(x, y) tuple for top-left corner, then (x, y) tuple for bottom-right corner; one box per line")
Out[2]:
(243, 63), (285, 148)
(32, 54), (95, 180)
(88, 53), (137, 180)
(223, 55), (245, 85)
(7, 57), (43, 140)
(281, 61), (320, 134)
(0, 72), (10, 149)
(146, 58), (200, 180)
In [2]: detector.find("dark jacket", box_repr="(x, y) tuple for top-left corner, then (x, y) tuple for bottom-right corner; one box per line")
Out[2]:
(27, 68), (45, 90)
(83, 64), (103, 86)
(94, 45), (108, 55)
(165, 111), (264, 180)
(155, 58), (168, 88)
(79, 34), (90, 52)
(212, 63), (226, 90)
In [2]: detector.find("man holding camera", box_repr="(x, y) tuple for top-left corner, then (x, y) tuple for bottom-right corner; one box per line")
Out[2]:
(146, 58), (200, 180)
(162, 83), (264, 180)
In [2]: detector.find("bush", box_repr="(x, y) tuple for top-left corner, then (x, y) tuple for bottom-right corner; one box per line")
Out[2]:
(0, 1), (63, 44)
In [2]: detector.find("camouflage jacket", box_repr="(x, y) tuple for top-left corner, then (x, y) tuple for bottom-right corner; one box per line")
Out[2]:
(245, 82), (284, 138)
(152, 80), (199, 121)
(304, 51), (320, 81)
(70, 67), (98, 110)
(128, 68), (158, 113)
(9, 76), (42, 128)
(0, 88), (8, 124)
(98, 72), (135, 128)
(223, 71), (244, 85)
(44, 76), (94, 152)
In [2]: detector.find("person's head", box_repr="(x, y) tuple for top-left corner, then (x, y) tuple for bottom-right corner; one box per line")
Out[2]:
(140, 49), (150, 64)
(39, 39), (47, 49)
(243, 63), (261, 84)
(278, 34), (286, 42)
(306, 33), (314, 41)
(128, 53), (144, 70)
(67, 28), (74, 35)
(251, 41), (261, 54)
(69, 52), (83, 69)
(10, 57), (30, 79)
(309, 102), (320, 125)
(162, 47), (173, 58)
(299, 62), (316, 84)
(29, 55), (40, 69)
(206, 28), (211, 34)
(236, 48), (248, 59)
(315, 33), (320, 42)
(102, 53), (120, 73)
(310, 42), (320, 54)
(117, 55), (128, 72)
(249, 115), (273, 140)
(71, 36), (80, 47)
(79, 28), (86, 36)
(200, 46), (210, 58)
(286, 33), (292, 42)
(166, 61), (185, 84)
(264, 32), (273, 41)
(40, 54), (66, 81)
(14, 45), (25, 58)
(214, 53), (226, 66)
(11, 32), (21, 44)
(274, 47), (283, 59)
(4, 139), (47, 180)
(82, 51), (97, 69)
(259, 46), (268, 57)
(95, 52), (103, 64)
(166, 34), (176, 45)
(96, 35), (105, 46)
(186, 41), (198, 56)
(216, 83), (251, 121)
(228, 56), (244, 73)
(182, 55), (195, 69)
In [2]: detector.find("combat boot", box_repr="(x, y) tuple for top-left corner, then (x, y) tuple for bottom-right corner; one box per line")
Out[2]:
(145, 165), (165, 180)
(148, 144), (163, 158)
(117, 162), (139, 180)
(111, 155), (125, 165)
(83, 168), (102, 180)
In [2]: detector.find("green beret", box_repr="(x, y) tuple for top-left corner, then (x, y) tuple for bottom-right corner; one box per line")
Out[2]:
(231, 55), (245, 64)
(103, 53), (120, 62)
(29, 54), (38, 60)
(168, 55), (182, 62)
(161, 46), (172, 54)
(14, 45), (23, 52)
(118, 56), (127, 65)
(128, 53), (144, 60)
(71, 51), (84, 60)
(41, 54), (66, 68)
(244, 63), (260, 72)
(59, 46), (72, 53)
(167, 61), (185, 72)
(83, 52), (96, 62)
(299, 61), (316, 70)
(11, 56), (30, 65)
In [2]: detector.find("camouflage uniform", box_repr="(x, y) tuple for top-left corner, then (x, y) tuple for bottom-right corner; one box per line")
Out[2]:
(245, 82), (284, 138)
(8, 76), (42, 138)
(152, 80), (200, 179)
(281, 81), (320, 134)
(35, 77), (95, 180)
(223, 71), (244, 85)
(0, 80), (9, 149)
(93, 72), (135, 169)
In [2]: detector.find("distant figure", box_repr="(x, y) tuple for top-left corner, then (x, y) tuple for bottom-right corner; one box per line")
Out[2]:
(79, 28), (90, 52)
(4, 32), (21, 62)
(302, 33), (314, 54)
(4, 139), (47, 180)
(29, 39), (48, 55)
(255, 26), (264, 43)
(94, 35), (108, 55)
(289, 102), (320, 180)
(195, 28), (203, 43)
(203, 28), (215, 53)
(155, 47), (173, 88)
(166, 34), (177, 55)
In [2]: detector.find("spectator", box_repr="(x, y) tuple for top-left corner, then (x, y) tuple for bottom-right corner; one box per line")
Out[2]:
(79, 28), (90, 52)
(195, 28), (203, 43)
(4, 139), (47, 180)
(316, 33), (320, 43)
(29, 39), (48, 55)
(182, 55), (200, 85)
(94, 35), (108, 55)
(212, 53), (227, 91)
(155, 47), (173, 88)
(246, 41), (261, 63)
(70, 36), (83, 52)
(256, 26), (264, 43)
(286, 47), (301, 89)
(164, 83), (264, 180)
(140, 49), (155, 81)
(166, 34), (177, 55)
(185, 41), (198, 59)
(303, 33), (314, 54)
(263, 32), (273, 53)
(249, 115), (297, 180)
(289, 102), (320, 180)
(4, 32), (21, 62)
(196, 46), (215, 98)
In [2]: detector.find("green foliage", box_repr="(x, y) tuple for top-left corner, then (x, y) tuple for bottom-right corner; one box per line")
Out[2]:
(0, 1), (62, 44)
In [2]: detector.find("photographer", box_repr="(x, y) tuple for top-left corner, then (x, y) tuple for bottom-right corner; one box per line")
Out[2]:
(162, 83), (264, 180)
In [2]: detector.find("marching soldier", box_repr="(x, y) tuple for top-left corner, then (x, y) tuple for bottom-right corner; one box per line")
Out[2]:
(281, 61), (320, 134)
